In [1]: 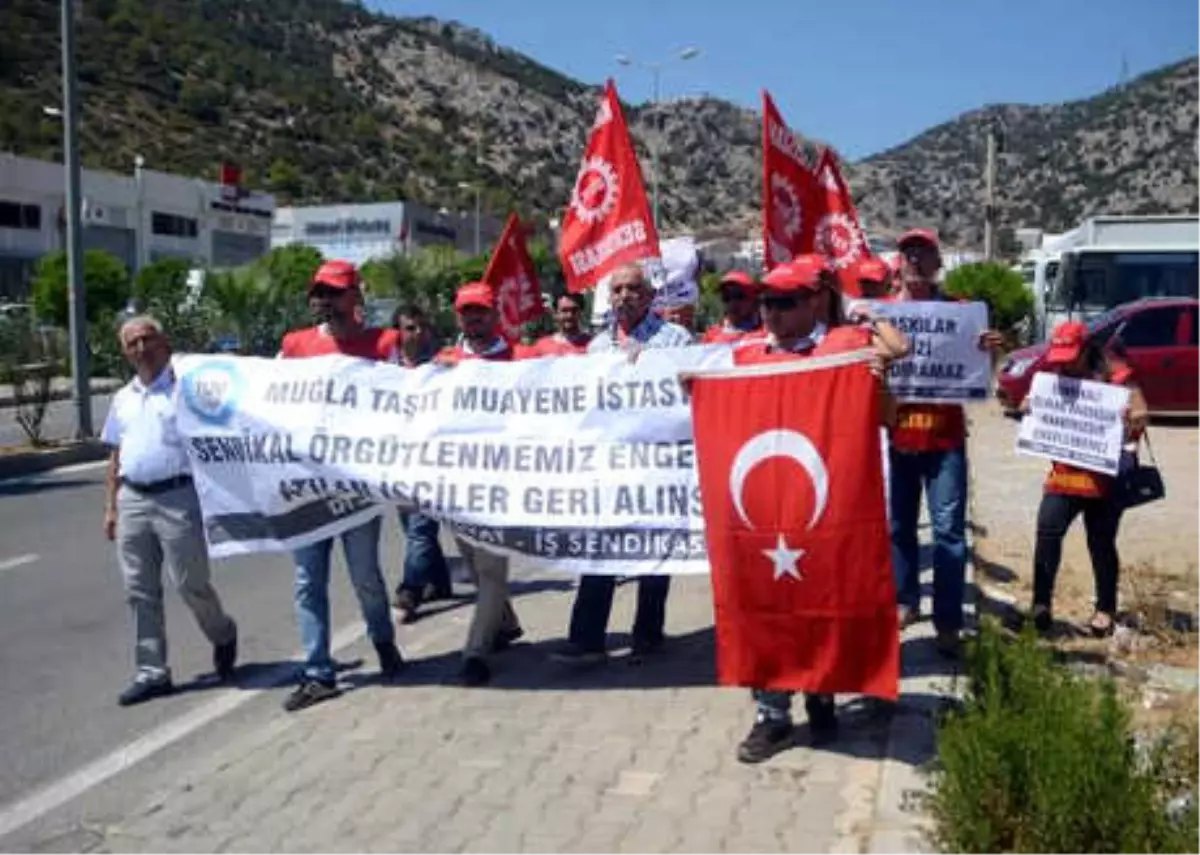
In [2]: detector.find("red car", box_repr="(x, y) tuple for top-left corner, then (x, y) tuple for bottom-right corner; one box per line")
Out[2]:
(996, 297), (1199, 415)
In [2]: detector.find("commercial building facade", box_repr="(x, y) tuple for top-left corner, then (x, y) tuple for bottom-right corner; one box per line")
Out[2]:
(0, 152), (275, 302)
(271, 200), (503, 266)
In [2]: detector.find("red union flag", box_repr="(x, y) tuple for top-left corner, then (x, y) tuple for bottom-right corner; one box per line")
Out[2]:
(559, 80), (660, 292)
(483, 213), (544, 341)
(761, 91), (820, 270)
(689, 355), (899, 699)
(813, 148), (870, 276)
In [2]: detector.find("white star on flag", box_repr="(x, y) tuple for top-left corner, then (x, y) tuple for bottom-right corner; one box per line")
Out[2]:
(763, 533), (804, 581)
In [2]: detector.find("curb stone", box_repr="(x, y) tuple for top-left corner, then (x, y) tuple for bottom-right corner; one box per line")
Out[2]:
(0, 439), (108, 481)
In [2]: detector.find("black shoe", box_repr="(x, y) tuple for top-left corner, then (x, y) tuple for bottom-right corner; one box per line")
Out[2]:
(491, 626), (524, 653)
(805, 695), (839, 746)
(935, 629), (962, 660)
(630, 635), (665, 660)
(737, 719), (794, 764)
(282, 679), (341, 712)
(374, 642), (405, 678)
(214, 630), (238, 681)
(394, 587), (420, 622)
(459, 656), (491, 687)
(1031, 604), (1053, 635)
(548, 642), (608, 666)
(118, 678), (174, 707)
(422, 582), (453, 602)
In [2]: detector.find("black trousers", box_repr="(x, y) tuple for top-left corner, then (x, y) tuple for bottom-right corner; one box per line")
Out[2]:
(1032, 492), (1122, 614)
(568, 575), (670, 651)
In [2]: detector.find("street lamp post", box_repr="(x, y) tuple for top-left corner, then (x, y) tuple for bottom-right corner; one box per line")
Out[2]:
(61, 0), (91, 438)
(458, 181), (481, 255)
(615, 47), (700, 230)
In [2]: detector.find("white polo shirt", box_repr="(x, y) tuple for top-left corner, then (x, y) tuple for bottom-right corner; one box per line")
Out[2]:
(101, 365), (191, 485)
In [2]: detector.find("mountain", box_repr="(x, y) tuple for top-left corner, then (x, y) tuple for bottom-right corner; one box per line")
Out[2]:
(2, 0), (1196, 253)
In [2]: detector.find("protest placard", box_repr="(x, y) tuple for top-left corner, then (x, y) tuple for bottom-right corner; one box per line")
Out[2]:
(868, 300), (991, 403)
(1015, 371), (1130, 475)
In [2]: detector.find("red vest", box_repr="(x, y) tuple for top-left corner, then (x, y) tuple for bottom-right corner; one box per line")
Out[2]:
(437, 339), (516, 364)
(732, 325), (869, 365)
(280, 326), (399, 361)
(702, 323), (762, 344)
(527, 334), (591, 356)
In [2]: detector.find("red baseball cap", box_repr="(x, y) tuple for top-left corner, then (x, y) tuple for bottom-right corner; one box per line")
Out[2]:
(454, 281), (496, 311)
(1046, 320), (1088, 365)
(897, 228), (940, 252)
(761, 254), (830, 292)
(854, 257), (892, 283)
(719, 270), (759, 294)
(310, 259), (361, 291)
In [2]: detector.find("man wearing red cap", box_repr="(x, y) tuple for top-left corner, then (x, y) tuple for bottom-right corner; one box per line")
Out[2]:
(437, 282), (524, 686)
(889, 229), (1002, 657)
(729, 254), (901, 762)
(701, 270), (763, 344)
(526, 292), (592, 357)
(277, 260), (405, 712)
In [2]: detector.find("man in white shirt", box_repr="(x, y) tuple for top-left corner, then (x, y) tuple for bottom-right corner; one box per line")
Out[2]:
(102, 315), (238, 706)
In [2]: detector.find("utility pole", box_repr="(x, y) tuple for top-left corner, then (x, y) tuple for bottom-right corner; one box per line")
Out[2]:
(62, 0), (91, 438)
(983, 121), (998, 261)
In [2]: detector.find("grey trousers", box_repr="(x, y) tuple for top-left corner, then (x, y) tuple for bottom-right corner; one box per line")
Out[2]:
(117, 483), (236, 682)
(454, 536), (520, 660)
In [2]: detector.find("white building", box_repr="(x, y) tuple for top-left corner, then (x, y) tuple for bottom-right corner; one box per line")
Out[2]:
(0, 152), (275, 302)
(272, 200), (503, 266)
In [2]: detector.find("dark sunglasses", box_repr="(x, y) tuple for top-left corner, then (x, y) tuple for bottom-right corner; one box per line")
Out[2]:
(310, 285), (345, 300)
(760, 294), (806, 311)
(721, 288), (751, 303)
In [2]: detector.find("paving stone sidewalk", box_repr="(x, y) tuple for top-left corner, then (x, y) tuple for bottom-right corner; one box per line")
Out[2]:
(6, 554), (959, 854)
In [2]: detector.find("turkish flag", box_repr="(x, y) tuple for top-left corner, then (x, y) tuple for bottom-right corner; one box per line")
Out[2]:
(813, 148), (871, 294)
(559, 80), (660, 292)
(483, 213), (544, 341)
(689, 355), (899, 699)
(761, 90), (820, 270)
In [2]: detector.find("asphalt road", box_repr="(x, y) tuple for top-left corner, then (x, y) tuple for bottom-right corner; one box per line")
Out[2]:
(0, 463), (414, 808)
(0, 395), (114, 449)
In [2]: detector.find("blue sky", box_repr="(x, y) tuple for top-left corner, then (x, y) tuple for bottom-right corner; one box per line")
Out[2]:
(371, 0), (1197, 160)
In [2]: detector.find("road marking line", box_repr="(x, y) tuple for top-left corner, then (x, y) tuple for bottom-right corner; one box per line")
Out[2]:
(0, 554), (38, 573)
(51, 460), (109, 476)
(0, 620), (364, 840)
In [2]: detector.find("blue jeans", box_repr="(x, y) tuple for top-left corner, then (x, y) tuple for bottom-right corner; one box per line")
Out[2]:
(293, 516), (394, 683)
(889, 447), (968, 633)
(398, 511), (451, 598)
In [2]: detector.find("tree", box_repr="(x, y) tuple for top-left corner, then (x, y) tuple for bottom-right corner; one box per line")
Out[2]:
(943, 262), (1034, 333)
(132, 257), (213, 353)
(30, 249), (130, 327)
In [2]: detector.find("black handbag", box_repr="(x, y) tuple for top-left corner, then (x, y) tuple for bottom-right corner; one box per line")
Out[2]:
(1116, 433), (1165, 510)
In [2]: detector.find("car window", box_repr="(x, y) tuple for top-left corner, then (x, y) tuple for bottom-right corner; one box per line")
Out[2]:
(1183, 307), (1198, 346)
(1117, 307), (1183, 349)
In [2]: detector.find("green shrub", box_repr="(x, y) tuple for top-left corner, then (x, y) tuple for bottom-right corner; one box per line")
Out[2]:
(927, 621), (1198, 853)
(943, 261), (1034, 333)
(30, 249), (131, 327)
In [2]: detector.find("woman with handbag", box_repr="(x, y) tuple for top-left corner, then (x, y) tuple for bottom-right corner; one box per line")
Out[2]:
(1021, 321), (1149, 637)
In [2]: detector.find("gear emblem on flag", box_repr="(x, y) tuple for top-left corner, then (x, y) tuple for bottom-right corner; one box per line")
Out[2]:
(814, 213), (864, 268)
(770, 174), (803, 240)
(571, 156), (620, 224)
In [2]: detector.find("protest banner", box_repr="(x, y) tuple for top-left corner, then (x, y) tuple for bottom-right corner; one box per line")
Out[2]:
(869, 300), (991, 403)
(174, 347), (733, 574)
(1015, 371), (1130, 475)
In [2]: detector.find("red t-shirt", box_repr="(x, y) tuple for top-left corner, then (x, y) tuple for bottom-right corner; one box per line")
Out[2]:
(526, 334), (591, 357)
(280, 326), (399, 361)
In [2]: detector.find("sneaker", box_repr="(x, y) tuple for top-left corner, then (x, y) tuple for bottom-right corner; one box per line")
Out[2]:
(282, 679), (341, 712)
(213, 629), (238, 681)
(459, 656), (491, 687)
(736, 719), (794, 764)
(805, 694), (839, 746)
(118, 677), (174, 707)
(491, 626), (525, 653)
(374, 642), (405, 678)
(935, 629), (961, 659)
(548, 642), (608, 666)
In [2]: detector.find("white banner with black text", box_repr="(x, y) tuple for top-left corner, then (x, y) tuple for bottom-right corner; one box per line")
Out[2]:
(868, 300), (991, 403)
(173, 347), (735, 574)
(1015, 371), (1130, 475)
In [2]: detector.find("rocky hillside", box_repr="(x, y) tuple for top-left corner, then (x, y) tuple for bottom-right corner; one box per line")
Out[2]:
(2, 0), (1196, 251)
